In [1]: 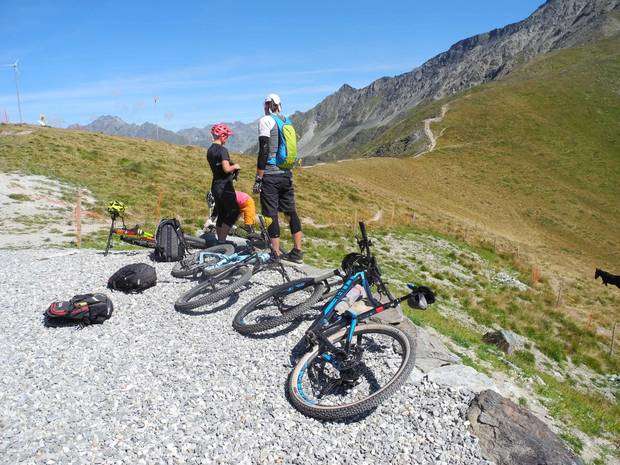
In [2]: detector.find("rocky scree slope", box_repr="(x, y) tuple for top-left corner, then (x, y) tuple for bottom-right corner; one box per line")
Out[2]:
(294, 0), (620, 160)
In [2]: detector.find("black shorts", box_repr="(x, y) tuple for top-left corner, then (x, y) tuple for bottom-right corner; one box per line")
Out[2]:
(211, 180), (239, 227)
(260, 174), (296, 217)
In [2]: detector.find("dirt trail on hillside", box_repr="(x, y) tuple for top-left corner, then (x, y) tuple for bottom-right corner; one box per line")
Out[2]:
(415, 104), (449, 158)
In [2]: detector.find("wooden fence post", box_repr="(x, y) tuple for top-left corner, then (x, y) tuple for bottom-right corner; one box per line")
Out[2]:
(74, 189), (82, 248)
(155, 190), (163, 221)
(610, 322), (618, 356)
(555, 280), (563, 307)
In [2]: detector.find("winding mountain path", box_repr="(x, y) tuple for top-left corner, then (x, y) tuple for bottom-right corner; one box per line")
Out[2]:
(415, 104), (449, 158)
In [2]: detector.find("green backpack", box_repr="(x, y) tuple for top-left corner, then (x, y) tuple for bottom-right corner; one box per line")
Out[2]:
(271, 114), (298, 169)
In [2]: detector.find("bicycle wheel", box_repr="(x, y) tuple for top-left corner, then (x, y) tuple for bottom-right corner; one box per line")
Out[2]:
(171, 244), (235, 278)
(174, 265), (252, 311)
(119, 235), (156, 248)
(184, 234), (208, 249)
(233, 278), (326, 335)
(287, 323), (416, 421)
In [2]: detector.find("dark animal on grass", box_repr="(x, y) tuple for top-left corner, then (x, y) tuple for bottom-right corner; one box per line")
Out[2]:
(594, 268), (620, 289)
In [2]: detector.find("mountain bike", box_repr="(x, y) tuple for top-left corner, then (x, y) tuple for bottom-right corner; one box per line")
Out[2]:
(232, 268), (343, 335)
(232, 222), (411, 335)
(174, 216), (291, 311)
(103, 200), (209, 255)
(285, 222), (436, 421)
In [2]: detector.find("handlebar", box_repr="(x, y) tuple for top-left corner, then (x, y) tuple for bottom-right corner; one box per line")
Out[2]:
(359, 221), (368, 243)
(357, 221), (372, 257)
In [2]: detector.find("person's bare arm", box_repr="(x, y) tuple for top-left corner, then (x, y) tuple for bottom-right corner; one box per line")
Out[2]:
(221, 159), (240, 173)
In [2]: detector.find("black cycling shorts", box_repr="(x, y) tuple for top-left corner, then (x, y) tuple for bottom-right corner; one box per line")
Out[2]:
(211, 180), (239, 228)
(260, 174), (296, 217)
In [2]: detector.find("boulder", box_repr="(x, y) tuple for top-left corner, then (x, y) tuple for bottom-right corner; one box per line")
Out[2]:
(482, 329), (522, 355)
(426, 364), (496, 393)
(414, 326), (461, 372)
(468, 390), (584, 465)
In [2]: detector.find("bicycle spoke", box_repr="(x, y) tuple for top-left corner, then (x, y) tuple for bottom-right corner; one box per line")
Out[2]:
(296, 330), (408, 408)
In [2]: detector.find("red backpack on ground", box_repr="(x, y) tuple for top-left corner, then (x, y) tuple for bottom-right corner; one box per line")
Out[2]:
(45, 293), (114, 325)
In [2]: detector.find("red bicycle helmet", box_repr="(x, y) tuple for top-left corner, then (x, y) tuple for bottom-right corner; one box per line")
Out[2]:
(211, 123), (234, 139)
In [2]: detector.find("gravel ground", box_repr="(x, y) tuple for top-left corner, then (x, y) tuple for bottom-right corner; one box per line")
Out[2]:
(0, 249), (491, 465)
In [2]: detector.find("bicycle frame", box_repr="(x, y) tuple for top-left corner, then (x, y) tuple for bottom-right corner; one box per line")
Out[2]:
(305, 271), (409, 354)
(194, 247), (290, 282)
(304, 222), (423, 359)
(197, 249), (270, 271)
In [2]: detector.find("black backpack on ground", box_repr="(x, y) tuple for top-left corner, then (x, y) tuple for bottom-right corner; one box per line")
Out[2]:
(108, 263), (157, 293)
(154, 218), (186, 262)
(45, 293), (114, 325)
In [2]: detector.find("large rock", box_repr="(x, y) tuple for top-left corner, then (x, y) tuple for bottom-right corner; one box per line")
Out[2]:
(414, 326), (461, 372)
(427, 364), (496, 393)
(482, 329), (522, 355)
(468, 390), (584, 465)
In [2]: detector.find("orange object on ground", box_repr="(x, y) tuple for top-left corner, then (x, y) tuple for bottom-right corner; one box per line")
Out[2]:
(236, 192), (256, 226)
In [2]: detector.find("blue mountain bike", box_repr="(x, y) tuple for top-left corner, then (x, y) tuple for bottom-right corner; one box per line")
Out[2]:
(173, 216), (290, 311)
(285, 222), (435, 420)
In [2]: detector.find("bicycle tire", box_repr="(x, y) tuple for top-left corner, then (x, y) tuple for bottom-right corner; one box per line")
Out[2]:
(119, 235), (156, 249)
(287, 324), (416, 421)
(233, 278), (326, 335)
(171, 244), (235, 278)
(174, 265), (252, 311)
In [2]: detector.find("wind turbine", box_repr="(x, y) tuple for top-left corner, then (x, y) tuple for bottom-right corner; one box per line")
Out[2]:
(2, 60), (23, 123)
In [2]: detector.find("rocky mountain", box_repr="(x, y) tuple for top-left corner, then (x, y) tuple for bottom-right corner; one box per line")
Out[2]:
(69, 116), (256, 153)
(294, 0), (620, 160)
(69, 116), (186, 145)
(178, 121), (256, 153)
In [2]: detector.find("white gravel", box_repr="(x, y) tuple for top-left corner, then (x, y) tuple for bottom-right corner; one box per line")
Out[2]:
(0, 249), (491, 465)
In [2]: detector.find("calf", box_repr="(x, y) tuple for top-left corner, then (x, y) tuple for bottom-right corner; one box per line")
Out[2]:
(595, 268), (620, 289)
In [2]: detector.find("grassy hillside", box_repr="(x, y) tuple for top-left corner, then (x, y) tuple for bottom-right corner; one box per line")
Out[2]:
(318, 36), (620, 272)
(1, 36), (619, 459)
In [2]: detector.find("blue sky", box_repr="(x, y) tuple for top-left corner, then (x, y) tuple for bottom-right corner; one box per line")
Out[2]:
(0, 0), (543, 130)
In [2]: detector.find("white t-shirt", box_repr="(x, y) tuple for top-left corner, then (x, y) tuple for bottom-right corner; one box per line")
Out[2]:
(257, 114), (290, 175)
(258, 115), (276, 138)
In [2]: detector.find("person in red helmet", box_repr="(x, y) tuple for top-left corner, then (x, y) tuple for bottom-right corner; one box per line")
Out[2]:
(207, 123), (240, 242)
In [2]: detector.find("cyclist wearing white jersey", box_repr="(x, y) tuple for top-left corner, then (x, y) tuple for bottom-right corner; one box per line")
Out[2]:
(253, 94), (303, 264)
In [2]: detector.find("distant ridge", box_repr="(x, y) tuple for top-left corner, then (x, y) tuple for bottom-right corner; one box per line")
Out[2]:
(69, 116), (256, 153)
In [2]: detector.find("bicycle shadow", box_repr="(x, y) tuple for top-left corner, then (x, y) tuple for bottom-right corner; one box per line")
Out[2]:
(174, 292), (240, 316)
(238, 318), (304, 340)
(238, 304), (320, 341)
